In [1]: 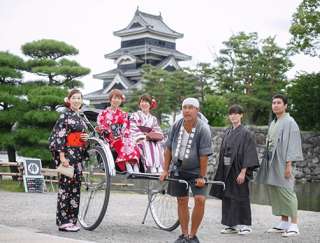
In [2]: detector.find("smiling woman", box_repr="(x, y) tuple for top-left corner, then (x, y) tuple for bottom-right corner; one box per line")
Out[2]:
(48, 88), (89, 232)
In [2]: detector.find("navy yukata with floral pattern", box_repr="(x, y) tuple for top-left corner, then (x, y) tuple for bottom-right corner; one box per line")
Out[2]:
(49, 109), (88, 226)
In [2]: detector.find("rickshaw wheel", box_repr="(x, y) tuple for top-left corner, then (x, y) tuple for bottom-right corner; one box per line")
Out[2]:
(79, 142), (111, 230)
(148, 181), (180, 231)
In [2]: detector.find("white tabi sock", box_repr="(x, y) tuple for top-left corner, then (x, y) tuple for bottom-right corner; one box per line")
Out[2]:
(126, 163), (133, 173)
(133, 163), (139, 173)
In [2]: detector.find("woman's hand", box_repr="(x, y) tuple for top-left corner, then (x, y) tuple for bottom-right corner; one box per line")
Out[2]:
(61, 158), (70, 167)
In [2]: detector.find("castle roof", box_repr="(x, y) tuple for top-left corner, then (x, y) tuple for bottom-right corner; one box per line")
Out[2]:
(114, 9), (183, 39)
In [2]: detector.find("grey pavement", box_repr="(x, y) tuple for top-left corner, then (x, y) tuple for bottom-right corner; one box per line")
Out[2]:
(0, 190), (319, 243)
(0, 224), (95, 243)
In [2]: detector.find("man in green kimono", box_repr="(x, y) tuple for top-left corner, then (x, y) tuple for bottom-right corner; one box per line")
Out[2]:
(255, 94), (303, 237)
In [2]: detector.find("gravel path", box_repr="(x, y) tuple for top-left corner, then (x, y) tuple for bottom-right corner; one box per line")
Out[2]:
(0, 190), (319, 243)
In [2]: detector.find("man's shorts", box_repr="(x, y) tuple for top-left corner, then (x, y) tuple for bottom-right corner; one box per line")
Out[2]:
(167, 171), (208, 197)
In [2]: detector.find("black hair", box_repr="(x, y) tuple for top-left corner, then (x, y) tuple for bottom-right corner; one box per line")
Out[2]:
(228, 104), (244, 115)
(272, 94), (288, 105)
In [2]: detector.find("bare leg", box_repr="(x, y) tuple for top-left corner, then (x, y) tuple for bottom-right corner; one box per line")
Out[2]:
(281, 216), (289, 222)
(177, 197), (189, 236)
(190, 195), (206, 237)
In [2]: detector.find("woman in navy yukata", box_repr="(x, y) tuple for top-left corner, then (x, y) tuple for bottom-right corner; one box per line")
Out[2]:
(49, 89), (89, 232)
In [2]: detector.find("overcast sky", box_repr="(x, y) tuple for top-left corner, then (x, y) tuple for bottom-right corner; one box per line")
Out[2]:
(1, 0), (319, 94)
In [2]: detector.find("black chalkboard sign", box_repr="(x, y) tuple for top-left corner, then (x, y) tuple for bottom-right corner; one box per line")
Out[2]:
(22, 158), (44, 193)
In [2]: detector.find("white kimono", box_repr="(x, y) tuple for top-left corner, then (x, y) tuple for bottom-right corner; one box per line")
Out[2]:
(130, 111), (164, 172)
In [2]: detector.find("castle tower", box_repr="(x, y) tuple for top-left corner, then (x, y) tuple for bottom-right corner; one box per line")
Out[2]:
(85, 9), (191, 108)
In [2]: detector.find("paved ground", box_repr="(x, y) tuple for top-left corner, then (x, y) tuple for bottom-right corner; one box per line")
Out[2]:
(0, 190), (319, 243)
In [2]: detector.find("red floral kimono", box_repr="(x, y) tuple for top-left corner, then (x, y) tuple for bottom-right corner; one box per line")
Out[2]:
(97, 107), (140, 171)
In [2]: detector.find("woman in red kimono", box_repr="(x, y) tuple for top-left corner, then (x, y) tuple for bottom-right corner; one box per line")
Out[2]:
(97, 89), (140, 172)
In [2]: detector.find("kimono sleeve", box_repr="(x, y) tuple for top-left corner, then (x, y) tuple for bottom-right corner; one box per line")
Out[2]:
(152, 116), (163, 134)
(199, 124), (212, 156)
(242, 131), (259, 170)
(286, 121), (304, 162)
(97, 110), (111, 133)
(48, 113), (68, 153)
(129, 112), (144, 141)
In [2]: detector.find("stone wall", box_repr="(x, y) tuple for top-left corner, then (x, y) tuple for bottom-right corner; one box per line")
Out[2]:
(209, 126), (320, 182)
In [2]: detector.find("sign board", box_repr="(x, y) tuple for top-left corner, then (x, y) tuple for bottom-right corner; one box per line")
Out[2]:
(21, 158), (44, 193)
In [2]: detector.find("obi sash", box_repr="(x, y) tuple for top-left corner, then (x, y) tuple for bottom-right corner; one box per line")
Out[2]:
(66, 132), (86, 147)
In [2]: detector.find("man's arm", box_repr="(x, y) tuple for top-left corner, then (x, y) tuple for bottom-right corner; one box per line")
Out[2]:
(195, 155), (208, 187)
(199, 155), (208, 178)
(285, 160), (292, 178)
(163, 148), (172, 172)
(159, 148), (172, 181)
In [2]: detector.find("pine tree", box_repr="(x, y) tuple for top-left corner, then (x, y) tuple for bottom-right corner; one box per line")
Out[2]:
(0, 51), (25, 178)
(14, 39), (90, 166)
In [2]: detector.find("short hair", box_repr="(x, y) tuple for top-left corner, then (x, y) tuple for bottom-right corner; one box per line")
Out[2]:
(139, 94), (152, 105)
(67, 89), (82, 99)
(272, 94), (288, 105)
(65, 89), (82, 108)
(108, 89), (125, 101)
(228, 104), (244, 115)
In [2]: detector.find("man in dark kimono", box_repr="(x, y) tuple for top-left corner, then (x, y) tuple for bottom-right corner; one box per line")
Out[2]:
(160, 97), (212, 243)
(210, 104), (259, 235)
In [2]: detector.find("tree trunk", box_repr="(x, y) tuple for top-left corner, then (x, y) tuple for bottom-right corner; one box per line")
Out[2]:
(7, 145), (18, 181)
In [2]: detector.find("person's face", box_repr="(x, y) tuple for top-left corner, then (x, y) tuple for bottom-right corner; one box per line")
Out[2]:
(272, 98), (287, 115)
(139, 99), (151, 113)
(182, 105), (198, 122)
(228, 113), (243, 126)
(68, 93), (82, 111)
(110, 95), (122, 108)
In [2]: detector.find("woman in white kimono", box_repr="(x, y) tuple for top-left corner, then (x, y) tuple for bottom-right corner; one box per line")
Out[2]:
(130, 95), (164, 173)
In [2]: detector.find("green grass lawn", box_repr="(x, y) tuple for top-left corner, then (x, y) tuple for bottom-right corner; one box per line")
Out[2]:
(0, 179), (25, 192)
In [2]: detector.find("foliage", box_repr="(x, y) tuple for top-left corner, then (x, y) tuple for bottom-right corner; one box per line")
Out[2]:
(0, 51), (26, 162)
(224, 93), (270, 125)
(202, 95), (228, 126)
(126, 65), (200, 124)
(22, 39), (90, 86)
(185, 63), (214, 102)
(21, 39), (78, 59)
(0, 52), (25, 82)
(289, 0), (320, 57)
(16, 39), (90, 165)
(125, 64), (171, 124)
(0, 180), (25, 192)
(211, 32), (292, 124)
(287, 72), (320, 131)
(166, 69), (200, 119)
(14, 82), (67, 164)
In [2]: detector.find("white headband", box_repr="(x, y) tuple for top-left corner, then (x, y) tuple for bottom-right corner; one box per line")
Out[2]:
(182, 98), (199, 109)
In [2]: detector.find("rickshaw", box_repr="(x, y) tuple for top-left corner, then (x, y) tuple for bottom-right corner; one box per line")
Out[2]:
(77, 109), (225, 231)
